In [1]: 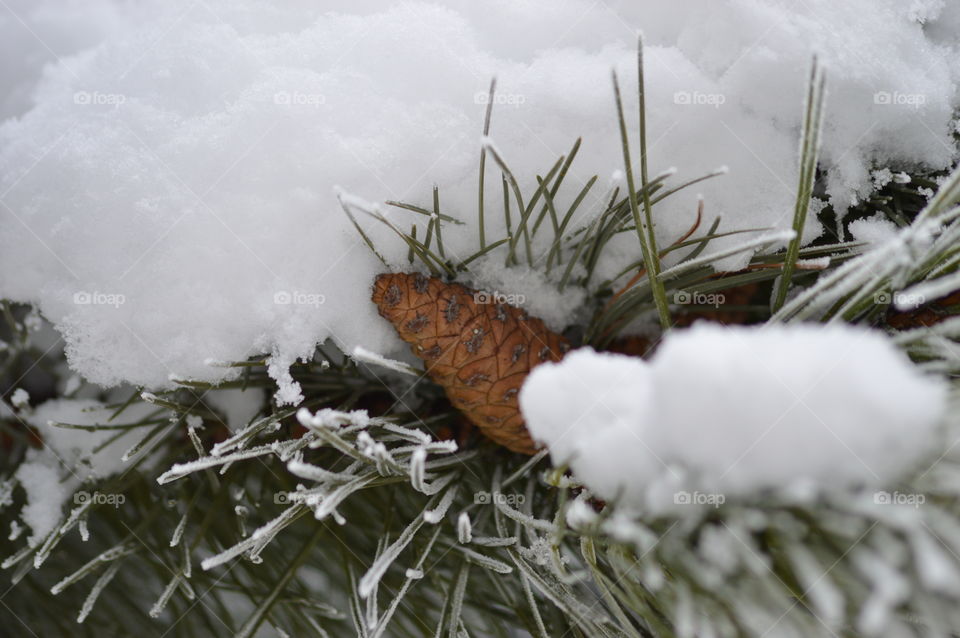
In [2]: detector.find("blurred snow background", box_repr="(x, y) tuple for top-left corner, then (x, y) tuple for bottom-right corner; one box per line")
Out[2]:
(0, 0), (957, 399)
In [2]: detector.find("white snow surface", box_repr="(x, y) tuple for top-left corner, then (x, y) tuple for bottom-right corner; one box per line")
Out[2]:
(1, 1), (958, 400)
(519, 323), (948, 511)
(0, 0), (133, 121)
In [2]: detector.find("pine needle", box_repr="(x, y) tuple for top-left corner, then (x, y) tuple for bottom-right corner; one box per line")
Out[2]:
(772, 55), (826, 312)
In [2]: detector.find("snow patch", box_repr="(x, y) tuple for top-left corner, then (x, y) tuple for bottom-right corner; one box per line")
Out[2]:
(520, 324), (947, 511)
(14, 398), (157, 542)
(850, 215), (902, 247)
(14, 453), (71, 544)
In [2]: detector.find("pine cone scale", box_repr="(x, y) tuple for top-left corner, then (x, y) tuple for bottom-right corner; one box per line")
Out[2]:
(372, 272), (569, 454)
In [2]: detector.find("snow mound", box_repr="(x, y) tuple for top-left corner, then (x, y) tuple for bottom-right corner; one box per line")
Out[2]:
(520, 324), (947, 511)
(1, 1), (958, 400)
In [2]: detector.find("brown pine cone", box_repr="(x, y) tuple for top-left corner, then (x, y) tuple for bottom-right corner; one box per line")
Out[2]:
(672, 280), (760, 327)
(372, 272), (570, 454)
(886, 289), (960, 330)
(606, 335), (654, 358)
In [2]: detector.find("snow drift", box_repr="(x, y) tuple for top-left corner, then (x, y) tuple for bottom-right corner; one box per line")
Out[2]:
(1, 0), (958, 398)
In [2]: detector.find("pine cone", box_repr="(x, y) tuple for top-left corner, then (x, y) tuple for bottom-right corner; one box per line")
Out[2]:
(606, 335), (654, 358)
(886, 289), (960, 330)
(673, 280), (759, 327)
(372, 273), (570, 454)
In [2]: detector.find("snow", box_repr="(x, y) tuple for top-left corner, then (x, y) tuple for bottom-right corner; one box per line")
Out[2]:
(871, 169), (912, 190)
(0, 0), (133, 121)
(13, 453), (70, 544)
(204, 388), (264, 431)
(296, 407), (371, 431)
(520, 323), (948, 511)
(457, 512), (472, 544)
(24, 398), (154, 479)
(10, 388), (30, 410)
(850, 214), (901, 247)
(351, 346), (419, 377)
(463, 257), (587, 332)
(1, 1), (958, 401)
(13, 398), (156, 543)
